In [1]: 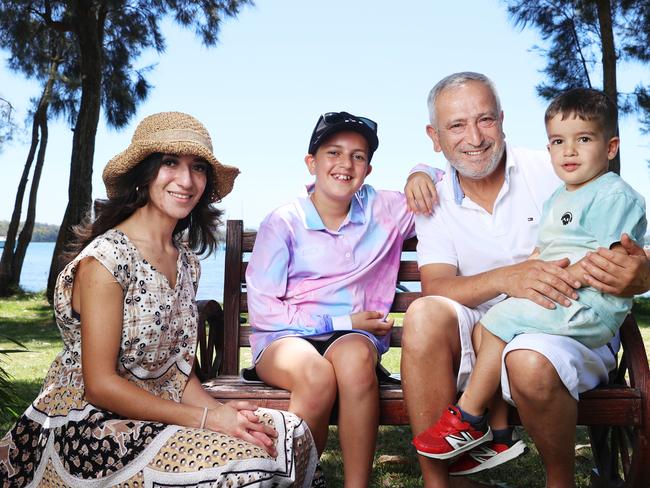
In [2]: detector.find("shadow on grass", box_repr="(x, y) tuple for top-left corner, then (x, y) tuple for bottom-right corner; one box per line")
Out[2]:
(0, 321), (59, 343)
(319, 425), (596, 487)
(0, 378), (42, 435)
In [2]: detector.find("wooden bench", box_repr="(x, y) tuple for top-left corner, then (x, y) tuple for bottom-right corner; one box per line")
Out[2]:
(196, 219), (650, 487)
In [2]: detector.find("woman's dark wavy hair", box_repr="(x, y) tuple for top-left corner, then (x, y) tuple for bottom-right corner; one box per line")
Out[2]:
(64, 153), (224, 261)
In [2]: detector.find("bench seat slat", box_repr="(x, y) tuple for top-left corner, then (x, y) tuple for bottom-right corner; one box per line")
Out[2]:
(202, 376), (642, 427)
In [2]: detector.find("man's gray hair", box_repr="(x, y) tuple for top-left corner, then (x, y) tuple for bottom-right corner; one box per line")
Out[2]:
(427, 72), (502, 127)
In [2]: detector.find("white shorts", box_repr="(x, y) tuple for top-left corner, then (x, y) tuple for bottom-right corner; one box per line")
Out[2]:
(422, 296), (619, 404)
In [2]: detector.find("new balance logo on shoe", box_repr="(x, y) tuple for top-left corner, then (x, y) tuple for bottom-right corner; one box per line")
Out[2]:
(445, 431), (483, 450)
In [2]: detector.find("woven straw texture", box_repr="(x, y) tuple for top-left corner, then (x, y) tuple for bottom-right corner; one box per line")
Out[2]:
(102, 112), (239, 202)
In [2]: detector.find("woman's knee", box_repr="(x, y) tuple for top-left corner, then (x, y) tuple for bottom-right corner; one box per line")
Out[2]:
(505, 349), (563, 403)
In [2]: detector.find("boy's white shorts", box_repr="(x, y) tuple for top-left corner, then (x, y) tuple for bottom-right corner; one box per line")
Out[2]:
(422, 295), (618, 404)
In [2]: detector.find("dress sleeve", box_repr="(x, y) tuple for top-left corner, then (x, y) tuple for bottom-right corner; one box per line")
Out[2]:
(245, 216), (335, 335)
(82, 233), (136, 291)
(585, 191), (647, 249)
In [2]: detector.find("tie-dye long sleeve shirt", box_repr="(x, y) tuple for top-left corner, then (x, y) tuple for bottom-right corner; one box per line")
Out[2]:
(246, 184), (416, 362)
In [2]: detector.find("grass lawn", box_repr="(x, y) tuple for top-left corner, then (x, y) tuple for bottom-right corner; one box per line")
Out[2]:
(1, 293), (649, 487)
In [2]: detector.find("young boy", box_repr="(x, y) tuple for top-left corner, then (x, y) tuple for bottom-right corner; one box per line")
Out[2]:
(412, 88), (647, 466)
(246, 112), (441, 487)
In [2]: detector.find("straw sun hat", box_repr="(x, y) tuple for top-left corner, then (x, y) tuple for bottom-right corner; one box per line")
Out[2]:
(102, 111), (239, 202)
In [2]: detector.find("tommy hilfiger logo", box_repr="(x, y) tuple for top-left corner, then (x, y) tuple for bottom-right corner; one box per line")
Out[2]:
(561, 212), (573, 225)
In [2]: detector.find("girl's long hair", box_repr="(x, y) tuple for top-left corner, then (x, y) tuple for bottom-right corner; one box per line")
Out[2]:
(64, 153), (223, 261)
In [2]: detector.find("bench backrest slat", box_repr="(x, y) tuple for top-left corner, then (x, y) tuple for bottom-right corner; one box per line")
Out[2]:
(221, 220), (420, 374)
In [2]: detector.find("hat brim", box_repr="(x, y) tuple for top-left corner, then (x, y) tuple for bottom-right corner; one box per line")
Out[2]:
(103, 140), (239, 202)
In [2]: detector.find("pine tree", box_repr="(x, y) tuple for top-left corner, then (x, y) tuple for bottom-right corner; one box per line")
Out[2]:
(504, 0), (650, 174)
(0, 16), (74, 295)
(0, 0), (252, 301)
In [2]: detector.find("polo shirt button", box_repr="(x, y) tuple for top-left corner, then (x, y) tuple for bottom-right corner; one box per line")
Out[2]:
(345, 252), (351, 258)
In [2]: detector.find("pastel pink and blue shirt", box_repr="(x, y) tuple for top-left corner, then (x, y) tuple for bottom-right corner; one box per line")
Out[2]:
(246, 184), (417, 362)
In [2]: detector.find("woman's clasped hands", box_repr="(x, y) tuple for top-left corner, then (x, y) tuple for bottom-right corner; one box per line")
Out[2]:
(204, 401), (278, 457)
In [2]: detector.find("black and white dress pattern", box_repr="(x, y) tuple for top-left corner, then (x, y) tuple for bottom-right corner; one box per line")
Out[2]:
(0, 229), (317, 487)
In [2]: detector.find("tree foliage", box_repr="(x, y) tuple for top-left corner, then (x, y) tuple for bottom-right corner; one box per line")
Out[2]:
(0, 0), (252, 301)
(0, 96), (17, 150)
(504, 0), (650, 173)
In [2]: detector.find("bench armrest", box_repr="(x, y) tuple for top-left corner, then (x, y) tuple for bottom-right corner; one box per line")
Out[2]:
(195, 299), (225, 381)
(617, 314), (650, 392)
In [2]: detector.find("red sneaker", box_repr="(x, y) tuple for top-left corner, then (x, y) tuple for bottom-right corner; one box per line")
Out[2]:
(449, 436), (527, 475)
(412, 405), (492, 460)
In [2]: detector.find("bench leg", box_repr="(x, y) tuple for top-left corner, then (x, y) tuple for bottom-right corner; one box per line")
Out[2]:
(589, 423), (650, 488)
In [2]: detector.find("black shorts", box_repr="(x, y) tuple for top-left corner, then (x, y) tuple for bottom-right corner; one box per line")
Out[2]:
(242, 331), (398, 384)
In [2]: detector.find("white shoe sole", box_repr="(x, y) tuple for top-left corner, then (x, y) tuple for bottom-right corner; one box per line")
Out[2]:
(415, 430), (493, 460)
(449, 439), (528, 475)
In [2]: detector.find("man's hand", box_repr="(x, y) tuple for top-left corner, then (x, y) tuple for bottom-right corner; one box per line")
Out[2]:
(351, 311), (394, 336)
(405, 171), (438, 215)
(580, 233), (650, 296)
(500, 258), (580, 309)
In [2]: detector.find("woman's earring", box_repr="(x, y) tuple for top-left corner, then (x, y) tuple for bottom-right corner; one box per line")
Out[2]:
(135, 186), (140, 193)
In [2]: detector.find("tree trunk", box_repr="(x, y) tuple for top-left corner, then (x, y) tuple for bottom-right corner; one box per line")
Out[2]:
(595, 0), (620, 174)
(0, 95), (43, 295)
(13, 110), (49, 285)
(46, 2), (104, 302)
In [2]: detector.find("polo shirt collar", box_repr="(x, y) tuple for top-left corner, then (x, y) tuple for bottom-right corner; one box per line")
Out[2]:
(449, 143), (516, 205)
(297, 183), (366, 231)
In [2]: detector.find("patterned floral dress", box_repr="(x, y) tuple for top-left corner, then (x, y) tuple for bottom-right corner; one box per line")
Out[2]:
(0, 229), (317, 487)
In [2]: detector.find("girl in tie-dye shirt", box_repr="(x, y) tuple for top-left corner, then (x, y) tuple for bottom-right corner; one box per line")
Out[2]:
(246, 111), (440, 486)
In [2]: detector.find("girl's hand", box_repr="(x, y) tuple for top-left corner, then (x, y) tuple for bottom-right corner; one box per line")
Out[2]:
(350, 311), (394, 336)
(206, 403), (278, 457)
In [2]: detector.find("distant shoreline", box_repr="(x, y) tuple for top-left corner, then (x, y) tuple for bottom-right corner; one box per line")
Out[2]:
(0, 220), (60, 242)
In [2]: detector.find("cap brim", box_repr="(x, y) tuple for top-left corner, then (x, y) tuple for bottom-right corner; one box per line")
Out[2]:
(309, 123), (379, 157)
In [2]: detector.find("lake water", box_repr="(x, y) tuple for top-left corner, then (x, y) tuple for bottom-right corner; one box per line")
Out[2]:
(19, 242), (226, 301)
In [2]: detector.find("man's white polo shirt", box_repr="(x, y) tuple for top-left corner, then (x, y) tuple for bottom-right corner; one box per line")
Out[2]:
(415, 144), (560, 312)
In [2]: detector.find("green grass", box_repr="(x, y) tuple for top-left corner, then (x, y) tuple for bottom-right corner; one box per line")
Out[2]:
(0, 291), (60, 431)
(2, 293), (649, 487)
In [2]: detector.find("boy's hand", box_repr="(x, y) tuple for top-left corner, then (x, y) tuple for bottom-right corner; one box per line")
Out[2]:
(350, 311), (394, 336)
(405, 172), (438, 215)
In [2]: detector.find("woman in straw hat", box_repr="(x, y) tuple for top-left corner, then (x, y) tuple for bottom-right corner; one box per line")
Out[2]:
(0, 112), (317, 487)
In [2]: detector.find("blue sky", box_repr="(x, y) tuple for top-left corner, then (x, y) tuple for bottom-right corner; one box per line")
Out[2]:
(1, 0), (648, 228)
